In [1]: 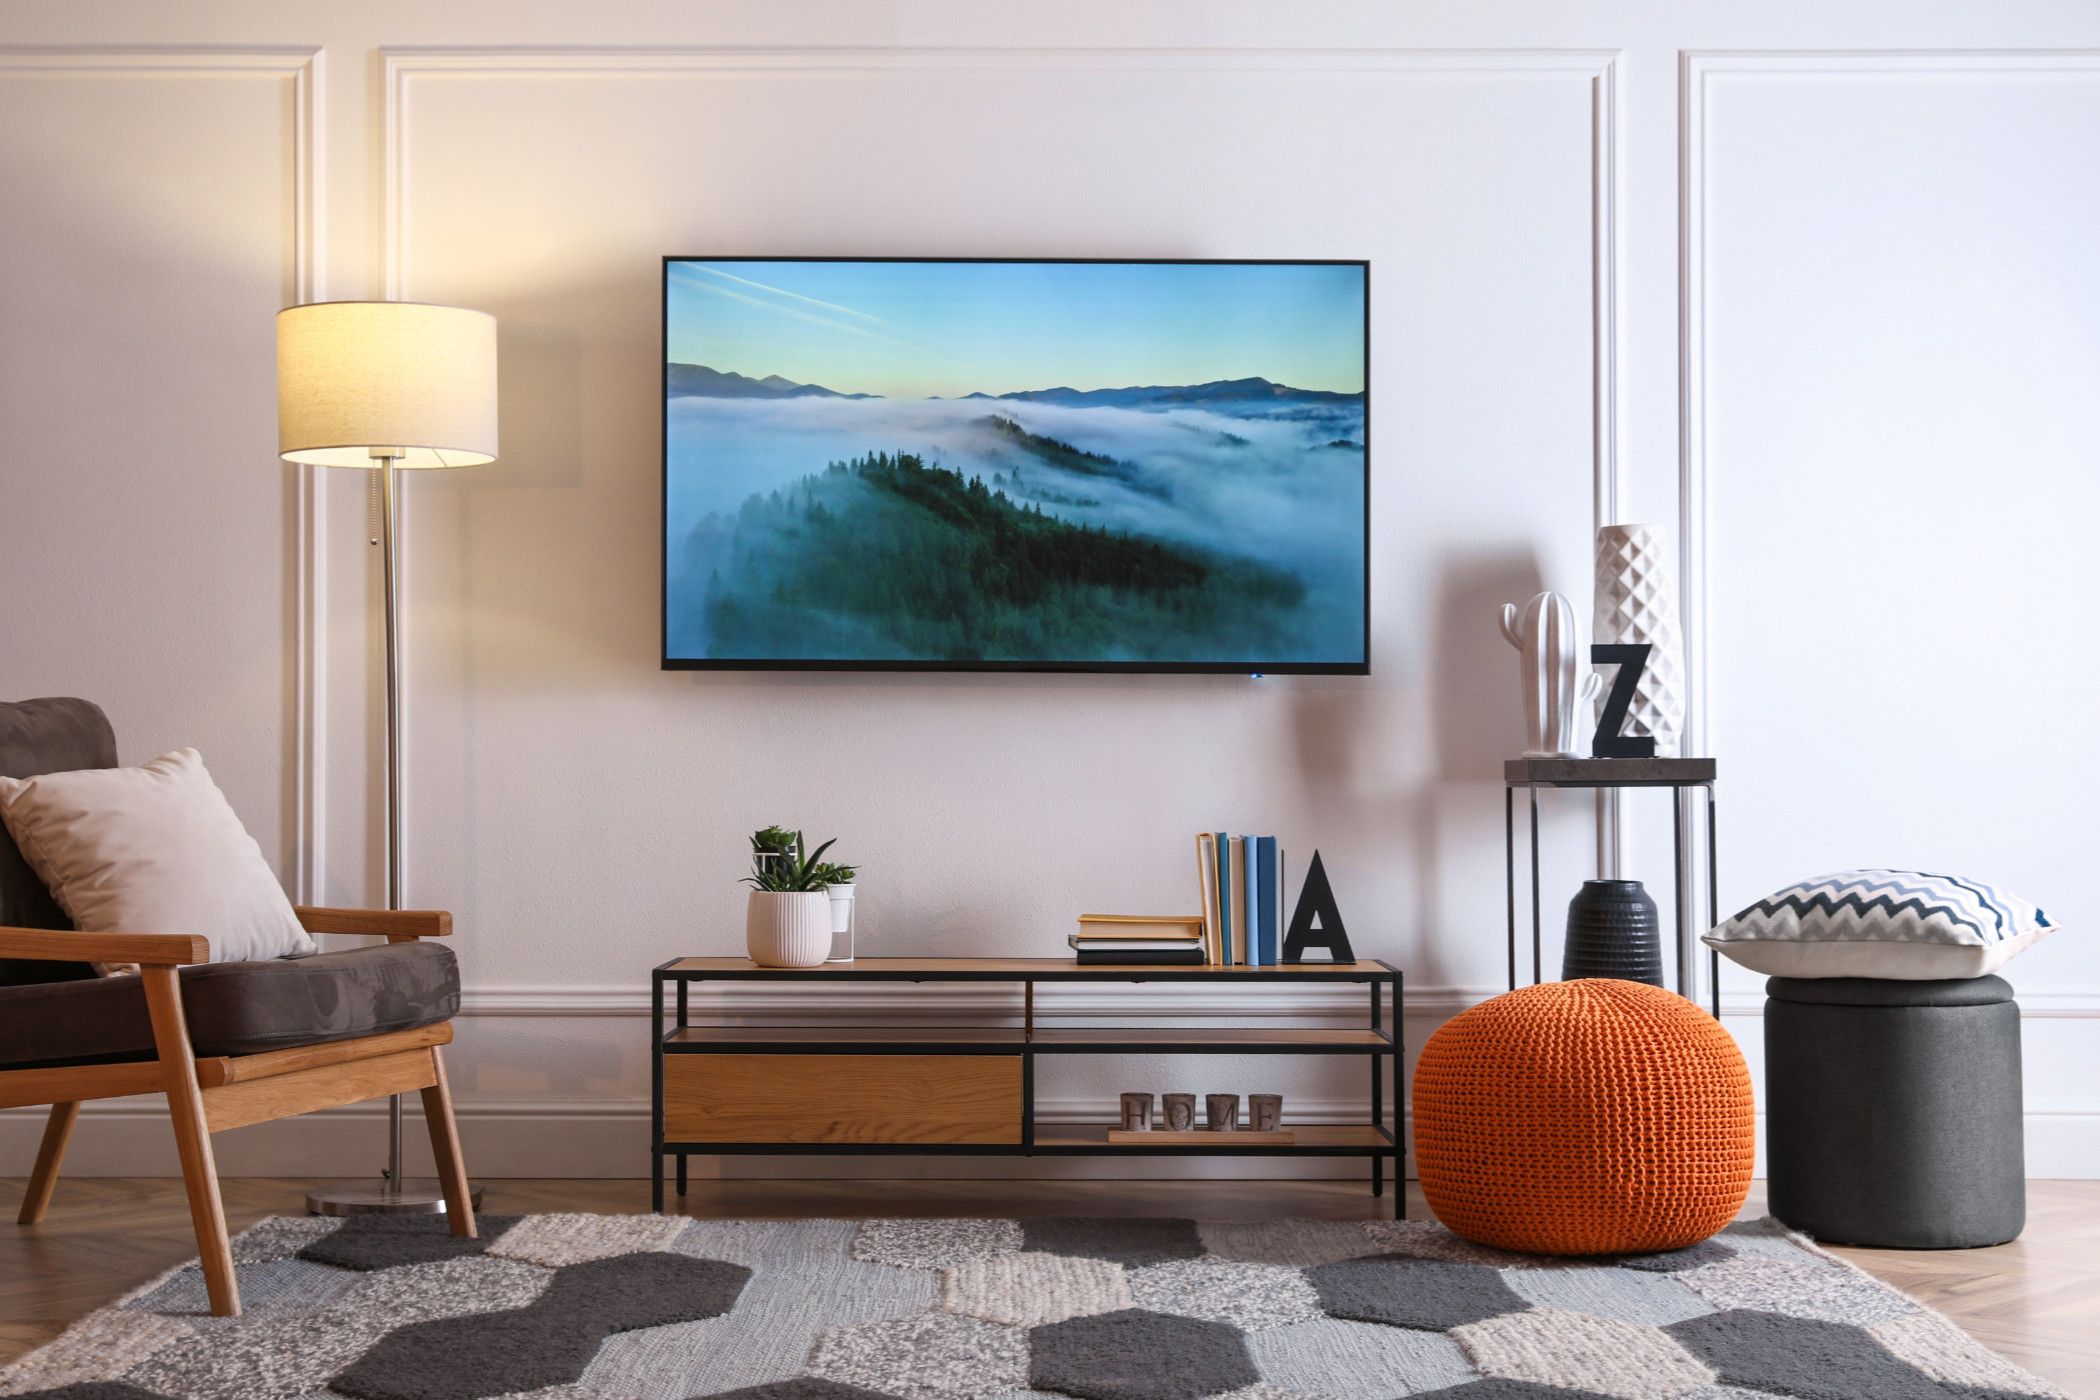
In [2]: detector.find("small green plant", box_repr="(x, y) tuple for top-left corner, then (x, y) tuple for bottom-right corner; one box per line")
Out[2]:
(810, 861), (858, 887)
(750, 825), (799, 858)
(743, 829), (838, 893)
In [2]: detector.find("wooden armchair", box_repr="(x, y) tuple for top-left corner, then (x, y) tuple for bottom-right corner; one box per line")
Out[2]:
(1, 699), (473, 1318)
(0, 910), (475, 1317)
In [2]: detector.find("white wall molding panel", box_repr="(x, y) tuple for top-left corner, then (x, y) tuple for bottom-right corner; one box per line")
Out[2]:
(2, 6), (2096, 1177)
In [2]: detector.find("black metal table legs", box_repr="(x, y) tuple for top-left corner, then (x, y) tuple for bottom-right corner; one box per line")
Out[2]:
(649, 968), (664, 1213)
(1505, 776), (1721, 1016)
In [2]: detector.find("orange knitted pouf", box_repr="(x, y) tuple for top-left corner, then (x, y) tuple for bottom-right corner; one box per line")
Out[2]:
(1412, 979), (1754, 1256)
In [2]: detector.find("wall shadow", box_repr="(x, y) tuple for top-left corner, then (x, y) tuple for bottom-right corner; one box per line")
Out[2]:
(1408, 547), (1544, 989)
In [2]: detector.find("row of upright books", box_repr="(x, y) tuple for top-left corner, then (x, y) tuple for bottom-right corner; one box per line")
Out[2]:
(1197, 832), (1286, 966)
(1066, 832), (1289, 966)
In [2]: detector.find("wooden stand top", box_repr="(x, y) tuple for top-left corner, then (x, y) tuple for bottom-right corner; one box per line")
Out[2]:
(1505, 757), (1715, 788)
(659, 956), (1397, 981)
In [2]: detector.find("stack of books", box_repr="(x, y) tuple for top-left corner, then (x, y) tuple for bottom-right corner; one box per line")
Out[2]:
(1197, 833), (1286, 965)
(1069, 914), (1208, 965)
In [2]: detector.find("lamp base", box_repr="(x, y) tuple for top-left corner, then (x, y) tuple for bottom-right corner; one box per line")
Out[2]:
(306, 1178), (485, 1217)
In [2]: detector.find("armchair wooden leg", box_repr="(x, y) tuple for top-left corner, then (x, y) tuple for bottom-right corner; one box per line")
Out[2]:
(17, 1101), (80, 1225)
(421, 1046), (476, 1239)
(141, 967), (240, 1318)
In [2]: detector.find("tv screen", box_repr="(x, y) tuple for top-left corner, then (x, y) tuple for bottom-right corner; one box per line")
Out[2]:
(662, 257), (1369, 672)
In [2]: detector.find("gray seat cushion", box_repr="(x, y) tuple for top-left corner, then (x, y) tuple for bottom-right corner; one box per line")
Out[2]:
(0, 697), (115, 986)
(0, 940), (459, 1068)
(1766, 974), (2013, 1009)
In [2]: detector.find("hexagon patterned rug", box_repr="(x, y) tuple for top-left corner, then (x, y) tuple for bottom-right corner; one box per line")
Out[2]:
(0, 1213), (2064, 1400)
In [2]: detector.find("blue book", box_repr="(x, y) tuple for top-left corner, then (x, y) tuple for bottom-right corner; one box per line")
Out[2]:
(1245, 836), (1261, 968)
(1256, 836), (1280, 965)
(1273, 836), (1286, 964)
(1243, 839), (1260, 969)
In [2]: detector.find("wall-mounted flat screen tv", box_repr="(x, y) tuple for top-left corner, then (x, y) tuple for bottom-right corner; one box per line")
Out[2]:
(662, 257), (1369, 673)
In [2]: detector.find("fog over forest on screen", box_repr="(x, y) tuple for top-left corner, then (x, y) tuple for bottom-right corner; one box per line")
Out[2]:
(663, 260), (1369, 669)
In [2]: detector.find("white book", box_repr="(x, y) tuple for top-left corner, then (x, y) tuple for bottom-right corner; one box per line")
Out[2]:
(1228, 836), (1249, 966)
(1196, 832), (1221, 964)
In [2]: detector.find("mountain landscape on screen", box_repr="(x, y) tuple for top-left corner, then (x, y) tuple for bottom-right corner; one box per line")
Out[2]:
(663, 260), (1369, 668)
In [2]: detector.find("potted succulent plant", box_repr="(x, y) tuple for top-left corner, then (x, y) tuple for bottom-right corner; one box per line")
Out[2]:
(750, 825), (799, 868)
(742, 828), (837, 968)
(811, 861), (859, 962)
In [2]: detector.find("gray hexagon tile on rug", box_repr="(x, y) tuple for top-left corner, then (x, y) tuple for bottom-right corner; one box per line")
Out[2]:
(1030, 1308), (1259, 1400)
(1020, 1217), (1207, 1267)
(1306, 1256), (1527, 1331)
(699, 1383), (904, 1400)
(297, 1217), (527, 1274)
(0, 1214), (2068, 1400)
(334, 1253), (751, 1400)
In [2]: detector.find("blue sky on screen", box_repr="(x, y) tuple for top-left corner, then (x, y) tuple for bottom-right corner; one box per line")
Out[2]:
(665, 259), (1365, 400)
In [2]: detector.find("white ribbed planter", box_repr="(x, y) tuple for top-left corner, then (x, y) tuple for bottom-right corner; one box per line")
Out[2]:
(745, 891), (832, 968)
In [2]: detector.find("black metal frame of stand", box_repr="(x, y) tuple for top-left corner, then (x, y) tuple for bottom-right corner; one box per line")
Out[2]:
(1504, 758), (1720, 1015)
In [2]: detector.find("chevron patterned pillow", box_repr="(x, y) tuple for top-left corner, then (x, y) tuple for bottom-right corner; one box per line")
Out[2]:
(1703, 868), (2057, 979)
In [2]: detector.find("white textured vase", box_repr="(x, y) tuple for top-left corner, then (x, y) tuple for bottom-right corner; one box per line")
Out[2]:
(1499, 590), (1599, 758)
(745, 891), (832, 968)
(1594, 523), (1687, 755)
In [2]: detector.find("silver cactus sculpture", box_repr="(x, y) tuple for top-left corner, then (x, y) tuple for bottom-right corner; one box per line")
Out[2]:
(1499, 590), (1599, 759)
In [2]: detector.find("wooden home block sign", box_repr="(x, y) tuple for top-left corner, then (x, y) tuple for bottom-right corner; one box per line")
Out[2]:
(1105, 1127), (1297, 1146)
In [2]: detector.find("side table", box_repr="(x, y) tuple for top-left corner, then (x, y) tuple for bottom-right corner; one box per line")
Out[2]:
(1505, 758), (1720, 1014)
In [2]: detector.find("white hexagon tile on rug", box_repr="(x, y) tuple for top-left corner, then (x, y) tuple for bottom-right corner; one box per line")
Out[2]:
(0, 1213), (2068, 1400)
(941, 1251), (1132, 1328)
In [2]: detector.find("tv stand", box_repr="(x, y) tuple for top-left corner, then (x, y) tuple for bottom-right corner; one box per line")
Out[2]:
(650, 957), (1403, 1215)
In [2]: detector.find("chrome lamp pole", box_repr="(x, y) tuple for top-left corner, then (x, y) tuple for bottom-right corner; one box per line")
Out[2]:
(275, 300), (496, 1218)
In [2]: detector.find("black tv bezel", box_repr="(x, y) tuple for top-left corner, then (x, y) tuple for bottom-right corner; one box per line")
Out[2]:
(660, 255), (1371, 676)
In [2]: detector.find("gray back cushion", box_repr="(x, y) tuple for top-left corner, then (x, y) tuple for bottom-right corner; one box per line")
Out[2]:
(0, 697), (115, 985)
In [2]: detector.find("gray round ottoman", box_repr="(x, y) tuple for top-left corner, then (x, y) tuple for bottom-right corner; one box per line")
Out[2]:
(1765, 975), (2023, 1248)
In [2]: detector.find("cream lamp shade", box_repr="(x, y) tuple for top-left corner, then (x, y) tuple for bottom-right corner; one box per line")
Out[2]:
(276, 301), (498, 468)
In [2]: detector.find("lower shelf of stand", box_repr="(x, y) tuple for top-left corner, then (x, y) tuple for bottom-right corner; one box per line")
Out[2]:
(1030, 1124), (1392, 1152)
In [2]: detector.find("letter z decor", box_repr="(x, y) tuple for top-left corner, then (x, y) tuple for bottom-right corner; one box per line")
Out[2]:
(1591, 643), (1657, 759)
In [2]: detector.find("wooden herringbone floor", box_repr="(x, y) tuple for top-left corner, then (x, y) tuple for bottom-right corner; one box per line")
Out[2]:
(2, 1178), (2095, 1395)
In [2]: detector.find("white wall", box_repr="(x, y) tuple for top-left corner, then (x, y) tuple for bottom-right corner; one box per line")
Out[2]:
(2, 1), (2096, 1182)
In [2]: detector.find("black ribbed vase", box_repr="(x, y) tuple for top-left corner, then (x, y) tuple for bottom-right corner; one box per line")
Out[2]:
(1561, 879), (1664, 985)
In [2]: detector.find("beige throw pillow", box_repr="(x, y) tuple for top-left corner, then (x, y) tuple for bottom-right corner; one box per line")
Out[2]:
(0, 748), (314, 967)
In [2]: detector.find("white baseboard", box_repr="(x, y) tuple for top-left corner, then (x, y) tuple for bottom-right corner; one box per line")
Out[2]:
(458, 983), (2100, 1020)
(7, 1099), (2095, 1180)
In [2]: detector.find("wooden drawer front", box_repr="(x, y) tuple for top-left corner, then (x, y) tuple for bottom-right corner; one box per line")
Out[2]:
(664, 1053), (1021, 1145)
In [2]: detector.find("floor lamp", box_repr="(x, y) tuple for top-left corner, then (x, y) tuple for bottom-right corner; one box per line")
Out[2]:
(276, 300), (497, 1216)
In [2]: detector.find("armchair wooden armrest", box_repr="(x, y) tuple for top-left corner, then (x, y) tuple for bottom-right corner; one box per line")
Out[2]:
(294, 906), (452, 941)
(0, 926), (209, 966)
